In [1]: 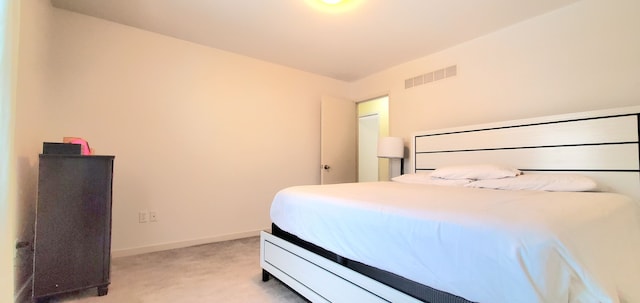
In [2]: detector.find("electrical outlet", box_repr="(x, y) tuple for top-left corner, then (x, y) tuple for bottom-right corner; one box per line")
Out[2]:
(139, 211), (148, 223)
(149, 211), (158, 222)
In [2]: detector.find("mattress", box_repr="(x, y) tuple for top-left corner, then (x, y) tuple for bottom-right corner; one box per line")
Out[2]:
(270, 181), (640, 303)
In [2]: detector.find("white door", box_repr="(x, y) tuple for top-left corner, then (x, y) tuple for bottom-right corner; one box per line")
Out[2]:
(358, 115), (379, 182)
(321, 96), (356, 184)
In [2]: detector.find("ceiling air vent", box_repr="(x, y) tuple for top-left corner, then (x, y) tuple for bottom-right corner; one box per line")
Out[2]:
(423, 72), (434, 84)
(405, 78), (414, 89)
(434, 69), (445, 81)
(445, 65), (457, 77)
(404, 65), (457, 90)
(413, 75), (424, 86)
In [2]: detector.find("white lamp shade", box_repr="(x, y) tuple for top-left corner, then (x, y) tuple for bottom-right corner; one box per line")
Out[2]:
(377, 137), (404, 158)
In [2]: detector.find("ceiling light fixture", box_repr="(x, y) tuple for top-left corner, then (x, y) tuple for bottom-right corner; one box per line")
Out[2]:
(306, 0), (363, 13)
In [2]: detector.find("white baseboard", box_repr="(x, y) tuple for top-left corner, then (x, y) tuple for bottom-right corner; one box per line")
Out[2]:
(112, 229), (263, 258)
(14, 274), (33, 303)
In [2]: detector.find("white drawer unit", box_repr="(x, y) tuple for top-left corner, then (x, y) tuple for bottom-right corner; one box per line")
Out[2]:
(260, 231), (422, 303)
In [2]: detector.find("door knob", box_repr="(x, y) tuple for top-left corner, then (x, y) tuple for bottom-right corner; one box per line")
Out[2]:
(323, 165), (330, 170)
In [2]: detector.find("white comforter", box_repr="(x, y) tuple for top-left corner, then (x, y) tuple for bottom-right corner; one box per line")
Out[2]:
(270, 182), (640, 303)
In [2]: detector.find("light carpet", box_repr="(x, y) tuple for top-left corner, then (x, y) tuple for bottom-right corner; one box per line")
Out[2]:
(47, 236), (308, 303)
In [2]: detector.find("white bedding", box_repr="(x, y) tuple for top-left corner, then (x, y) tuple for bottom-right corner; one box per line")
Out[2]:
(270, 182), (640, 303)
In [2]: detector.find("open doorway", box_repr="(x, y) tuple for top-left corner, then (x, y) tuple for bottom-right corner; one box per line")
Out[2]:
(358, 114), (379, 182)
(357, 96), (389, 182)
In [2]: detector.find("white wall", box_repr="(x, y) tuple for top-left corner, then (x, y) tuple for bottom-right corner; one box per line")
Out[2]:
(15, 5), (349, 257)
(350, 0), (640, 172)
(13, 0), (53, 299)
(1, 0), (20, 301)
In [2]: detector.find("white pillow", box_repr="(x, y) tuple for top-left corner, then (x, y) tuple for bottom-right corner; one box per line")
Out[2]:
(431, 164), (522, 180)
(392, 173), (473, 186)
(465, 173), (599, 192)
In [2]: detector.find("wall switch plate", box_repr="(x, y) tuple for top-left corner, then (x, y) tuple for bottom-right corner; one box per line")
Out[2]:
(139, 211), (148, 223)
(149, 211), (157, 222)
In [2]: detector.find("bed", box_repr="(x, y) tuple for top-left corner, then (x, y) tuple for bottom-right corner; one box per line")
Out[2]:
(260, 106), (640, 303)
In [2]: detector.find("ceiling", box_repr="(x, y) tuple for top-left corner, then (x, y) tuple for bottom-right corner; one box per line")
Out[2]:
(50, 0), (581, 82)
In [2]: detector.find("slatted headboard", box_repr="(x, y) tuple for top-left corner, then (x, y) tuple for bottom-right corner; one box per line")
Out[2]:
(412, 106), (640, 200)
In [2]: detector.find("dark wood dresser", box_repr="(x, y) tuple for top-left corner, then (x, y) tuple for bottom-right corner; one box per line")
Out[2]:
(32, 154), (115, 302)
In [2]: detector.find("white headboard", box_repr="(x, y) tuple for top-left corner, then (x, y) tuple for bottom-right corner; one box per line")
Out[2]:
(412, 106), (640, 200)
